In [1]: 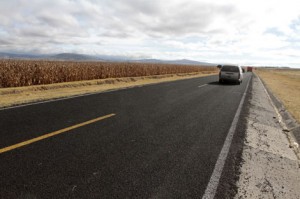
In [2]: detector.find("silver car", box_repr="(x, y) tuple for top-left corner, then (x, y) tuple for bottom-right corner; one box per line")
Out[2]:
(219, 65), (243, 84)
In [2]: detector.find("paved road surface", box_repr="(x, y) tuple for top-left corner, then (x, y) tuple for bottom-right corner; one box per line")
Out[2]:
(0, 74), (251, 198)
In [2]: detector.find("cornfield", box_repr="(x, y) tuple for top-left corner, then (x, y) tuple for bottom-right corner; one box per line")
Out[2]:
(0, 60), (217, 88)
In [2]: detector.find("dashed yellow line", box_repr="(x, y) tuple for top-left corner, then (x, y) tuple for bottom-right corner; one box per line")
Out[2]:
(0, 113), (116, 154)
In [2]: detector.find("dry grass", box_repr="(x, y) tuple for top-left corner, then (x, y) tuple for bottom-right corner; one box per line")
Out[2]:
(0, 59), (217, 88)
(0, 71), (217, 108)
(0, 59), (218, 108)
(256, 69), (300, 122)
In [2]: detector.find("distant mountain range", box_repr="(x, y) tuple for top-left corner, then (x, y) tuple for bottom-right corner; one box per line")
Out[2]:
(0, 52), (48, 59)
(0, 52), (215, 66)
(131, 58), (212, 66)
(49, 53), (100, 61)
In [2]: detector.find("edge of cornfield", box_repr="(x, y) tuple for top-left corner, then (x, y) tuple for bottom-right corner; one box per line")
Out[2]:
(0, 71), (217, 109)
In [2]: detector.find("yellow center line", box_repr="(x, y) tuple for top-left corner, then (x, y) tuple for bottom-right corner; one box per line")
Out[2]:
(0, 113), (116, 154)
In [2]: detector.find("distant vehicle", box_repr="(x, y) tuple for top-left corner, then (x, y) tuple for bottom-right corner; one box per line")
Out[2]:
(247, 67), (253, 72)
(219, 65), (243, 84)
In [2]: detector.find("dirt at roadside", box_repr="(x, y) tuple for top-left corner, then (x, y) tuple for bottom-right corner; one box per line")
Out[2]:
(234, 75), (300, 199)
(0, 72), (216, 109)
(255, 69), (300, 125)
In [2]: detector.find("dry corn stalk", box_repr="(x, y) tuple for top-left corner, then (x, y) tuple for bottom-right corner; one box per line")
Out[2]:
(0, 60), (217, 88)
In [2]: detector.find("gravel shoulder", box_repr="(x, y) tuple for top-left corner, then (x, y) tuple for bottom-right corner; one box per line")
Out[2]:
(234, 74), (300, 199)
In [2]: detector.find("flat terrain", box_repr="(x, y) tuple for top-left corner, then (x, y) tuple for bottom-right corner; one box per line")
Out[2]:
(0, 74), (251, 198)
(0, 59), (216, 88)
(255, 69), (300, 122)
(0, 72), (216, 108)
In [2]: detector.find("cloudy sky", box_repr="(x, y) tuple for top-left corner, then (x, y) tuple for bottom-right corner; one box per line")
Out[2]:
(1, 0), (300, 67)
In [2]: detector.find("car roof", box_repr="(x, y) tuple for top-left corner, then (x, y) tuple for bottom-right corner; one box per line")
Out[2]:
(222, 65), (240, 67)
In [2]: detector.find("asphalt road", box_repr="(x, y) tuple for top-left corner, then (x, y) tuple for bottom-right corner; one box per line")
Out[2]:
(0, 73), (252, 199)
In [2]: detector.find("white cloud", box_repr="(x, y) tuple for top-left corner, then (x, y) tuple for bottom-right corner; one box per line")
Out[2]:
(0, 0), (300, 67)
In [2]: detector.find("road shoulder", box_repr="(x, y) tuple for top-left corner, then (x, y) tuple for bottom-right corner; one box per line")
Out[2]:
(0, 72), (216, 109)
(257, 74), (300, 156)
(234, 74), (300, 198)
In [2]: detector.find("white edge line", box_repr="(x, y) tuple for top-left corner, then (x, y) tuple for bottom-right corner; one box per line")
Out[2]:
(1, 75), (219, 111)
(0, 88), (124, 111)
(198, 84), (208, 88)
(0, 75), (217, 111)
(202, 75), (251, 199)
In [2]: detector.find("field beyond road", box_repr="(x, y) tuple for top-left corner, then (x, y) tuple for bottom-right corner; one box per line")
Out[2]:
(255, 69), (300, 122)
(0, 59), (217, 108)
(0, 60), (216, 88)
(0, 72), (217, 109)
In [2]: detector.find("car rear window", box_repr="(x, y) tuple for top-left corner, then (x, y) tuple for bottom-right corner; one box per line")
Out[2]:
(221, 65), (239, 72)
